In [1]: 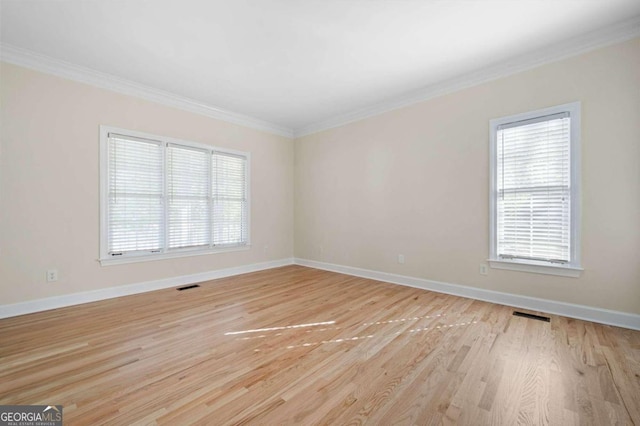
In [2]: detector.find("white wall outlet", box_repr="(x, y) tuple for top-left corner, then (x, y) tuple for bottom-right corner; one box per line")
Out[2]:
(263, 245), (269, 253)
(47, 269), (59, 282)
(398, 254), (405, 264)
(479, 264), (488, 275)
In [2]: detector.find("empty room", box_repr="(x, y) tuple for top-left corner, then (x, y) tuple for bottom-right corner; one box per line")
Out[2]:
(1, 0), (639, 424)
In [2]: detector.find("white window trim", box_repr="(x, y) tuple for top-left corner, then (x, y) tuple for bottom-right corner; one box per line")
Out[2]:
(489, 102), (582, 277)
(99, 125), (251, 266)
(488, 258), (582, 278)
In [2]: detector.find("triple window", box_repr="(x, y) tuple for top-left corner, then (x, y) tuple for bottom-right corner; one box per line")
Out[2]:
(100, 126), (249, 264)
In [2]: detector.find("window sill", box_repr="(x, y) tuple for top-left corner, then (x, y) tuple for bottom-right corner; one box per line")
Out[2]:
(488, 259), (583, 278)
(99, 244), (251, 266)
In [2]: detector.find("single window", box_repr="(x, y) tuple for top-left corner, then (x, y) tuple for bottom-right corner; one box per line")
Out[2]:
(100, 126), (250, 265)
(489, 102), (581, 277)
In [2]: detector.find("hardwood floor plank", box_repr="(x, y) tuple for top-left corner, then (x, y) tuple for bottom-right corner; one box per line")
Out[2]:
(1, 265), (638, 425)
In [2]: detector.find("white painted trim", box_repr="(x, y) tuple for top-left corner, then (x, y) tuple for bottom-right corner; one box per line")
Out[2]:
(0, 44), (294, 139)
(3, 19), (638, 140)
(99, 245), (251, 266)
(488, 260), (582, 278)
(488, 102), (582, 275)
(294, 258), (640, 331)
(294, 18), (640, 137)
(0, 258), (294, 319)
(3, 257), (637, 331)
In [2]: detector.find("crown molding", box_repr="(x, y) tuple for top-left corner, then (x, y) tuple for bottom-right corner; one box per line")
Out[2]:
(2, 15), (638, 140)
(0, 44), (294, 139)
(294, 17), (640, 138)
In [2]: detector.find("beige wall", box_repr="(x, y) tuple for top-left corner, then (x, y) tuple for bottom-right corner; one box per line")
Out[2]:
(2, 38), (639, 315)
(295, 38), (640, 314)
(0, 62), (294, 305)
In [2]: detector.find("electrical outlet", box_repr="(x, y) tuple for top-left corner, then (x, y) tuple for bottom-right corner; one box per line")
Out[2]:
(263, 245), (269, 253)
(479, 264), (488, 275)
(47, 269), (59, 282)
(398, 254), (405, 264)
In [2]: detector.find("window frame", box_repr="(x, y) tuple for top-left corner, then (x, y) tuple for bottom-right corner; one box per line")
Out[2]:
(488, 102), (582, 277)
(99, 125), (251, 266)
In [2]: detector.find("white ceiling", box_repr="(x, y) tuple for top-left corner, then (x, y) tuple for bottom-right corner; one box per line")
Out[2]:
(2, 0), (639, 135)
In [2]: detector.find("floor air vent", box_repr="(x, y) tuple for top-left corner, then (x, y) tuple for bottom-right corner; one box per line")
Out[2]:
(513, 311), (550, 322)
(177, 284), (200, 291)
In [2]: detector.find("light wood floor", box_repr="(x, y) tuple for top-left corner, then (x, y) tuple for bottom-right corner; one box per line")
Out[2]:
(1, 266), (639, 425)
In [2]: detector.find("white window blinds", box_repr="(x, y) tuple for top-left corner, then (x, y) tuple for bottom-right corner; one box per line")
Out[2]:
(108, 134), (163, 255)
(496, 112), (571, 263)
(103, 129), (249, 261)
(213, 152), (248, 246)
(168, 144), (211, 249)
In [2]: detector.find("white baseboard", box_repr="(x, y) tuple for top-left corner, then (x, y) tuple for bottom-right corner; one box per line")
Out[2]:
(4, 257), (638, 331)
(0, 258), (294, 319)
(294, 258), (640, 331)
